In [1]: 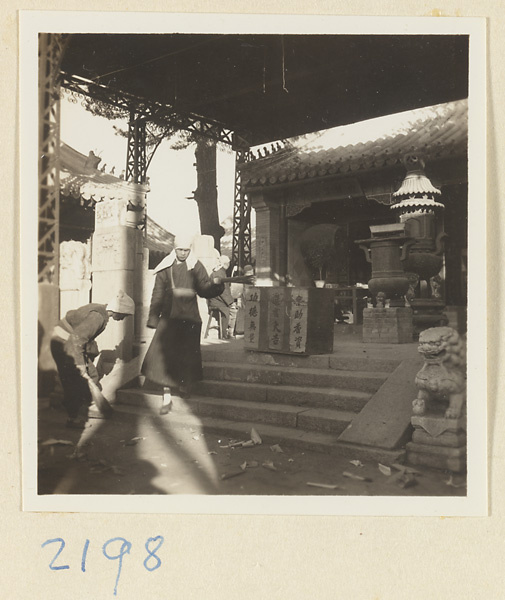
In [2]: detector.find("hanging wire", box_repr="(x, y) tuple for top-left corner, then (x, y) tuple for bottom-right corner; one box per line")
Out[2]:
(281, 36), (289, 94)
(92, 38), (215, 82)
(262, 46), (266, 94)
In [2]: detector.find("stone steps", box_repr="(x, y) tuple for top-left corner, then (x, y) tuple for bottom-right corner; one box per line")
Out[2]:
(193, 379), (371, 413)
(115, 344), (408, 462)
(201, 347), (400, 373)
(117, 389), (356, 435)
(111, 402), (405, 463)
(202, 362), (390, 393)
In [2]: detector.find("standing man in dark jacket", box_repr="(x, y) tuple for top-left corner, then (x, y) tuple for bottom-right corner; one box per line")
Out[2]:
(208, 254), (237, 339)
(50, 290), (135, 428)
(141, 234), (225, 414)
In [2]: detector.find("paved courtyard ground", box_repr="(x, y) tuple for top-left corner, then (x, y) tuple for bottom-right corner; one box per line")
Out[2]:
(37, 399), (466, 498)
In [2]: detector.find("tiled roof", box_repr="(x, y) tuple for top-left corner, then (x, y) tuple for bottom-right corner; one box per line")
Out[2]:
(145, 216), (175, 256)
(59, 142), (173, 255)
(240, 99), (467, 188)
(60, 142), (149, 202)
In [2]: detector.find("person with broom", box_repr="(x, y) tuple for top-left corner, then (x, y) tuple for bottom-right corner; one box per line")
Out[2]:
(50, 290), (135, 429)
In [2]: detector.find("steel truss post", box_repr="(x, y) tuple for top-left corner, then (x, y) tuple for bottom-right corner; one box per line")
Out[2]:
(38, 33), (66, 284)
(231, 149), (252, 271)
(126, 112), (147, 184)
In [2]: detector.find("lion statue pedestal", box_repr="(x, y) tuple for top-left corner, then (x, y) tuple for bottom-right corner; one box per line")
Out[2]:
(406, 326), (467, 473)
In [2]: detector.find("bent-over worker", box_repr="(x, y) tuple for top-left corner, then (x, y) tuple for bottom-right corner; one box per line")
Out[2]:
(50, 290), (135, 429)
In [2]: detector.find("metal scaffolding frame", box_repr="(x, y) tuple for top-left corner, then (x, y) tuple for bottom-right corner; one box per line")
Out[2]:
(231, 149), (252, 271)
(61, 72), (253, 263)
(126, 112), (147, 184)
(38, 33), (67, 285)
(60, 73), (250, 149)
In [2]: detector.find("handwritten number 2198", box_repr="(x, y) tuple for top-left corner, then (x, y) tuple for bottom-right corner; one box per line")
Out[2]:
(41, 536), (164, 596)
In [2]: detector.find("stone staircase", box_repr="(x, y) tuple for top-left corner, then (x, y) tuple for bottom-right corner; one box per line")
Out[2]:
(115, 342), (412, 462)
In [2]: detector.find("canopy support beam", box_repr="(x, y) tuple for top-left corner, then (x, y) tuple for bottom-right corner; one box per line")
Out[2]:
(39, 33), (68, 284)
(232, 149), (252, 271)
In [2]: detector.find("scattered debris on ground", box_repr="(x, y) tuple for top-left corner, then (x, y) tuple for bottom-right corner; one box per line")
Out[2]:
(221, 470), (246, 480)
(306, 482), (339, 490)
(270, 444), (283, 453)
(378, 464), (392, 476)
(37, 402), (468, 497)
(342, 471), (372, 482)
(250, 428), (262, 445)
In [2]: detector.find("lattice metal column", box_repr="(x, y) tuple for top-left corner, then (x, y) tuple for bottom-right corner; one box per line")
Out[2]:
(231, 149), (252, 271)
(126, 112), (147, 184)
(38, 33), (66, 284)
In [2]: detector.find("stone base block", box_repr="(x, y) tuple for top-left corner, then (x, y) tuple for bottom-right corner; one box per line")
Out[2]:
(411, 415), (466, 436)
(362, 307), (413, 344)
(406, 442), (466, 473)
(412, 429), (466, 447)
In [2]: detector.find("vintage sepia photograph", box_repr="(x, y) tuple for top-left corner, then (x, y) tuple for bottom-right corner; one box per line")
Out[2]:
(22, 13), (486, 514)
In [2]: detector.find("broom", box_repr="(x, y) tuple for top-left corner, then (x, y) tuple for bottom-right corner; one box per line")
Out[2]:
(215, 275), (255, 284)
(86, 377), (114, 418)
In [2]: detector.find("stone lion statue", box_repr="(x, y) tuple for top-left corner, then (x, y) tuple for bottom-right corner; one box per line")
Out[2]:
(412, 326), (466, 419)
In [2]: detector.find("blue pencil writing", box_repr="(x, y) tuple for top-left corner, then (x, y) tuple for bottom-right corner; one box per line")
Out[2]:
(144, 536), (164, 572)
(81, 539), (90, 573)
(102, 537), (132, 596)
(41, 538), (70, 571)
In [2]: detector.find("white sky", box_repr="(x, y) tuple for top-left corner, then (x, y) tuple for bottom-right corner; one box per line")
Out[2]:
(60, 95), (236, 235)
(60, 93), (461, 240)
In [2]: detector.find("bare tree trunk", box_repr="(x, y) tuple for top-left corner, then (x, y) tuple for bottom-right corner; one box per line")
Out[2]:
(194, 139), (223, 251)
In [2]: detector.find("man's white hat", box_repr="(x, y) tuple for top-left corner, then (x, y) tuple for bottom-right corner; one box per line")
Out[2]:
(106, 290), (135, 315)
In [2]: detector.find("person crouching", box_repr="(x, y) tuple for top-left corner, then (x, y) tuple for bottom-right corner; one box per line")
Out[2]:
(50, 290), (135, 429)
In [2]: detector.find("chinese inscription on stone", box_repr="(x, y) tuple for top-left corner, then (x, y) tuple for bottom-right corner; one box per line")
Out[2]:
(267, 289), (285, 351)
(244, 288), (261, 350)
(289, 288), (308, 353)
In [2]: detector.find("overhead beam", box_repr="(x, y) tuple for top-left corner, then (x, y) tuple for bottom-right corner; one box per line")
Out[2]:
(60, 72), (250, 149)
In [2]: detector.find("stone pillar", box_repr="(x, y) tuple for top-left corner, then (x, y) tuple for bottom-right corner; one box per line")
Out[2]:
(38, 282), (60, 395)
(252, 194), (282, 286)
(91, 195), (145, 369)
(134, 245), (153, 360)
(59, 240), (92, 318)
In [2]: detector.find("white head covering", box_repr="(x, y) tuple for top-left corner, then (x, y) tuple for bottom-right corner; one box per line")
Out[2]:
(174, 232), (194, 249)
(219, 255), (230, 269)
(106, 290), (135, 315)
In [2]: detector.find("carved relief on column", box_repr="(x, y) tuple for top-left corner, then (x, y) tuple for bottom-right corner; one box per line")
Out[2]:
(59, 240), (92, 317)
(285, 200), (312, 218)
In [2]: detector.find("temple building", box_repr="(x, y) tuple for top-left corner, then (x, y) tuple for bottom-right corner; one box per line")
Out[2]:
(240, 99), (467, 326)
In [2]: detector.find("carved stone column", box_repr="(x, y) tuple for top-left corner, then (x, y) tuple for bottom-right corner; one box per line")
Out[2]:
(251, 193), (283, 286)
(91, 183), (147, 369)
